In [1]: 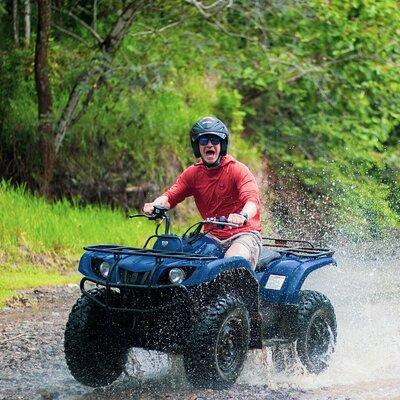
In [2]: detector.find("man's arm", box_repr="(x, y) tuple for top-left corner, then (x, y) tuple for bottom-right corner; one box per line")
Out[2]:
(227, 162), (260, 226)
(142, 168), (193, 215)
(227, 200), (258, 226)
(241, 200), (258, 219)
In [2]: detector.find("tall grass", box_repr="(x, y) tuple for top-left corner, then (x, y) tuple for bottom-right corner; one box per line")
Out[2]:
(0, 180), (158, 306)
(0, 180), (154, 260)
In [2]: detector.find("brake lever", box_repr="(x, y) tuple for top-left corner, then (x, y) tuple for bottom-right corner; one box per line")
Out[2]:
(129, 214), (147, 218)
(129, 213), (159, 219)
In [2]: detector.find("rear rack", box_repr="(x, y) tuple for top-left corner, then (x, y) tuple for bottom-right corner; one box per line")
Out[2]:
(262, 237), (334, 258)
(84, 244), (218, 261)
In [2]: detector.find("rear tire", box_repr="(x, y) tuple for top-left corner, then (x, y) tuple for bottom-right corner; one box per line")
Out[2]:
(297, 290), (337, 373)
(271, 290), (336, 374)
(183, 295), (250, 389)
(64, 288), (129, 387)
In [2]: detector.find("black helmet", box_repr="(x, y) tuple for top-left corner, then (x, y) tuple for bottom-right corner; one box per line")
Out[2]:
(190, 116), (230, 157)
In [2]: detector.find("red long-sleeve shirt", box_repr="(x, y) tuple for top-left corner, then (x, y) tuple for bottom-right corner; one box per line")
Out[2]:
(164, 155), (261, 239)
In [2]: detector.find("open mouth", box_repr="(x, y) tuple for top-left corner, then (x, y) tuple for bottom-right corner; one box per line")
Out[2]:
(206, 149), (215, 156)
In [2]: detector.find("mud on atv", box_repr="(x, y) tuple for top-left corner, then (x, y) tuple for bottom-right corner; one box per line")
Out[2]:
(64, 206), (337, 389)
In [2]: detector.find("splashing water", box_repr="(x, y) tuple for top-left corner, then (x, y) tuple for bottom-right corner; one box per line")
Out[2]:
(121, 240), (400, 398)
(239, 239), (400, 398)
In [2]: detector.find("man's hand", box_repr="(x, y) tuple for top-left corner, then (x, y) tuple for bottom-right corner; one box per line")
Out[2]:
(227, 213), (247, 227)
(143, 195), (171, 216)
(142, 202), (155, 216)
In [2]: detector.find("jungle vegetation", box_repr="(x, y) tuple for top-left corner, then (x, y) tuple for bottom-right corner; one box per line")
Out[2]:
(1, 0), (399, 239)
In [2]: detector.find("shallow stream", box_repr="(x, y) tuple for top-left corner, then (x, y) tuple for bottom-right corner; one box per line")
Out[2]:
(1, 239), (399, 399)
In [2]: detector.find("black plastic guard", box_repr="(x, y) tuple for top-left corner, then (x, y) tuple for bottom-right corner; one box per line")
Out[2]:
(260, 303), (299, 342)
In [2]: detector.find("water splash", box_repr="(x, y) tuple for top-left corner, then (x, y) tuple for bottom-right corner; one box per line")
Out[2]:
(240, 238), (400, 397)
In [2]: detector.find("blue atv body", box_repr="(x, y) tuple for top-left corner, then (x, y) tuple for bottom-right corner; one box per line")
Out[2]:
(64, 207), (337, 389)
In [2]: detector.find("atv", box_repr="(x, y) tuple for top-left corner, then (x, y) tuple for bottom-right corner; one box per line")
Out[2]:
(64, 206), (337, 389)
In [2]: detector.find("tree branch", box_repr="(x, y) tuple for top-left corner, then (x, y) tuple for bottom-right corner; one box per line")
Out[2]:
(0, 333), (28, 344)
(70, 75), (103, 126)
(51, 5), (103, 43)
(129, 21), (180, 37)
(245, 54), (376, 105)
(53, 23), (90, 46)
(185, 1), (257, 43)
(205, 19), (256, 42)
(184, 0), (232, 18)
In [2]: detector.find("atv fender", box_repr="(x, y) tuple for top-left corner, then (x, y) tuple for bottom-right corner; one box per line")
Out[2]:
(197, 256), (255, 282)
(260, 257), (336, 305)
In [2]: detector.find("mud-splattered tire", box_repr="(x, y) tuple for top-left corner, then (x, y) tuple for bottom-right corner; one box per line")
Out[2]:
(272, 290), (336, 374)
(183, 295), (250, 389)
(64, 288), (129, 387)
(297, 290), (336, 373)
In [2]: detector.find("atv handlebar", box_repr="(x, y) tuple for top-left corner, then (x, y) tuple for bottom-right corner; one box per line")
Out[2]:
(130, 205), (171, 234)
(181, 217), (240, 245)
(130, 204), (168, 220)
(130, 206), (240, 238)
(202, 217), (239, 229)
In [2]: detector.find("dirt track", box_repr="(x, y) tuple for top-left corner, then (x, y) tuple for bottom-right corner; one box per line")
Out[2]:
(1, 240), (400, 400)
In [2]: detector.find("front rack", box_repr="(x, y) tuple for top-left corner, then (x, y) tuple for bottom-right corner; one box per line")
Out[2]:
(262, 237), (334, 258)
(84, 244), (218, 261)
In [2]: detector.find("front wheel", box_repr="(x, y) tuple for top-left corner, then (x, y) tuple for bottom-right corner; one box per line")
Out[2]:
(64, 288), (129, 387)
(183, 295), (250, 389)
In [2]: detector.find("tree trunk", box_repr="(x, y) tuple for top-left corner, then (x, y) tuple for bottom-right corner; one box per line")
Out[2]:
(35, 0), (54, 196)
(55, 0), (63, 28)
(12, 0), (19, 45)
(93, 0), (97, 32)
(24, 0), (31, 47)
(54, 0), (144, 154)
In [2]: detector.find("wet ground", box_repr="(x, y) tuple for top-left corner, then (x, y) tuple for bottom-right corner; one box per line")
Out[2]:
(1, 240), (399, 400)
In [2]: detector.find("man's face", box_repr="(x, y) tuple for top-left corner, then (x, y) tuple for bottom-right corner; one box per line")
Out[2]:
(198, 135), (221, 165)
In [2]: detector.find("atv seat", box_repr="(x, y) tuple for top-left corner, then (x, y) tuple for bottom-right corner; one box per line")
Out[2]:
(255, 248), (281, 272)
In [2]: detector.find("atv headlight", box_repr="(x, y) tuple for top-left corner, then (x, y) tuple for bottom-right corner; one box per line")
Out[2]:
(99, 261), (111, 278)
(169, 268), (185, 284)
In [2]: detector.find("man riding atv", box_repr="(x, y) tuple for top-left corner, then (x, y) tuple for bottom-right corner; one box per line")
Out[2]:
(143, 116), (263, 268)
(64, 116), (337, 391)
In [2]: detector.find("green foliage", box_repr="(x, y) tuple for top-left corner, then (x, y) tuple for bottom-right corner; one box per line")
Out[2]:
(60, 74), (245, 191)
(0, 0), (398, 238)
(218, 0), (400, 236)
(58, 19), (251, 193)
(0, 49), (39, 181)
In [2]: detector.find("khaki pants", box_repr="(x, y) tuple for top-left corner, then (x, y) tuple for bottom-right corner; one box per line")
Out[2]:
(208, 231), (263, 269)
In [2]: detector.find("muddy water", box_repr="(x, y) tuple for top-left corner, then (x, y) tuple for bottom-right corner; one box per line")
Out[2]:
(1, 240), (399, 399)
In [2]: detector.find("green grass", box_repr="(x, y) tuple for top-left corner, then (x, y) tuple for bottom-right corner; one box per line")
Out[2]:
(0, 180), (157, 307)
(0, 180), (154, 258)
(0, 264), (80, 308)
